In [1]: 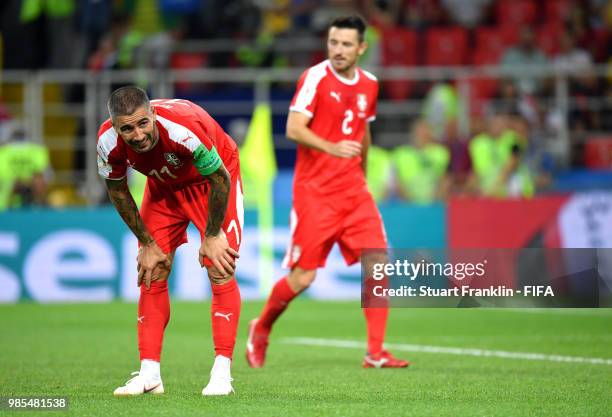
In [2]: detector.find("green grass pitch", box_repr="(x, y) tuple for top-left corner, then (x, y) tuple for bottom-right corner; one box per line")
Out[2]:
(1, 301), (611, 417)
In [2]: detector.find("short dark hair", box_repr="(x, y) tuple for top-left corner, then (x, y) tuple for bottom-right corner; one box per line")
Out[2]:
(107, 86), (150, 121)
(329, 15), (367, 43)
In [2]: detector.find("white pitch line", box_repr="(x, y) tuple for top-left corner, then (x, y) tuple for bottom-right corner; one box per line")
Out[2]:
(283, 337), (612, 366)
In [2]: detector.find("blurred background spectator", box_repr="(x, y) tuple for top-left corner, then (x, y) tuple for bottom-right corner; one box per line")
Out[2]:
(468, 113), (534, 198)
(0, 122), (50, 210)
(500, 26), (549, 96)
(366, 145), (393, 203)
(393, 119), (450, 203)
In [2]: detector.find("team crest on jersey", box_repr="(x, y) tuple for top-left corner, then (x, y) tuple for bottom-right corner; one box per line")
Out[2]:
(164, 153), (182, 167)
(357, 94), (368, 112)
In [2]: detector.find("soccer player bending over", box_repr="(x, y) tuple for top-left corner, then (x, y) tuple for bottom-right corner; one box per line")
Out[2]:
(97, 86), (243, 395)
(246, 15), (409, 369)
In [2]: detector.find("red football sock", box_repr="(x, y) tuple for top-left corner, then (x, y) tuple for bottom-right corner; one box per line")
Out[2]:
(138, 280), (170, 362)
(211, 278), (241, 359)
(363, 307), (389, 356)
(256, 276), (298, 334)
(362, 270), (390, 356)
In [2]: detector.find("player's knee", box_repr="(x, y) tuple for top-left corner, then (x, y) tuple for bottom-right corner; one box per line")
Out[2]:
(210, 276), (233, 285)
(150, 262), (172, 282)
(289, 268), (316, 292)
(206, 266), (233, 285)
(155, 267), (171, 282)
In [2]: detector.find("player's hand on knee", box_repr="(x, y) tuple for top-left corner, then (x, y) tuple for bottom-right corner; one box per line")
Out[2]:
(206, 265), (233, 284)
(146, 264), (170, 288)
(200, 231), (239, 276)
(329, 140), (362, 158)
(137, 241), (171, 289)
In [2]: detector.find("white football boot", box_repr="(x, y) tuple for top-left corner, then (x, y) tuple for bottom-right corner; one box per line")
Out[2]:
(202, 356), (234, 396)
(113, 371), (164, 396)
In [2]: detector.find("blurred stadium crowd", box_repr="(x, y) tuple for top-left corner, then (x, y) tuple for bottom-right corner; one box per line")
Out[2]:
(0, 0), (611, 209)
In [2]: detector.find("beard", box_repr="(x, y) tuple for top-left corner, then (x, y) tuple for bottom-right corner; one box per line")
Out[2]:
(331, 57), (355, 73)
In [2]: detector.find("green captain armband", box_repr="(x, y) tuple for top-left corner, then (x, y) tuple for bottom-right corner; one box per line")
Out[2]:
(193, 144), (222, 176)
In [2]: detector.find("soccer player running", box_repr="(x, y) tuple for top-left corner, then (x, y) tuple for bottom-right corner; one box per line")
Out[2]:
(246, 15), (409, 369)
(97, 86), (243, 396)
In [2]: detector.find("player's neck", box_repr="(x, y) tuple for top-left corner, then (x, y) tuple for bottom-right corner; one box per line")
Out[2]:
(343, 70), (357, 81)
(328, 61), (359, 84)
(335, 66), (357, 81)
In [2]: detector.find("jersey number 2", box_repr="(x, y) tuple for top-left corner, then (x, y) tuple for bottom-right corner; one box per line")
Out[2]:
(342, 110), (354, 135)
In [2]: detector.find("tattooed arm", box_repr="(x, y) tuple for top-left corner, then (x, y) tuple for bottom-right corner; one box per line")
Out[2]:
(106, 178), (153, 244)
(204, 164), (230, 237)
(105, 178), (169, 288)
(199, 164), (239, 276)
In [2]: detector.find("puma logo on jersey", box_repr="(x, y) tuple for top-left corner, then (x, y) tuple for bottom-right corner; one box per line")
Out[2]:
(214, 312), (233, 322)
(137, 316), (145, 323)
(330, 91), (341, 102)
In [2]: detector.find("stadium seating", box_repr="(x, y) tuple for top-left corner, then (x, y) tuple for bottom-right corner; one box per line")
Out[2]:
(544, 0), (575, 24)
(590, 28), (610, 62)
(381, 28), (418, 100)
(496, 0), (537, 27)
(583, 136), (612, 169)
(474, 27), (507, 61)
(536, 22), (563, 56)
(170, 52), (209, 93)
(425, 27), (468, 66)
(468, 29), (504, 114)
(497, 23), (521, 48)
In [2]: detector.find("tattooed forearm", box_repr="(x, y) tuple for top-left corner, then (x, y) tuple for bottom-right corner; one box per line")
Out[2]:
(205, 165), (231, 237)
(105, 178), (154, 245)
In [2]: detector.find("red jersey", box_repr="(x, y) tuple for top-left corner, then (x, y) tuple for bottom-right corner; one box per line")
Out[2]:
(289, 60), (378, 196)
(97, 99), (238, 187)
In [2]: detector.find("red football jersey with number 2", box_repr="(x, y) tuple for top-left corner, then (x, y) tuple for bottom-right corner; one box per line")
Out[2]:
(289, 59), (378, 196)
(97, 99), (238, 187)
